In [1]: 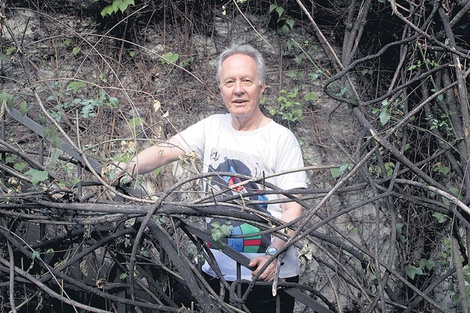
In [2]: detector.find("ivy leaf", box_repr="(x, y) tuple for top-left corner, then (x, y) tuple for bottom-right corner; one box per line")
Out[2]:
(5, 155), (17, 164)
(14, 161), (27, 172)
(129, 117), (143, 128)
(432, 211), (448, 224)
(72, 47), (81, 56)
(219, 224), (233, 237)
(406, 265), (423, 280)
(285, 18), (295, 30)
(24, 169), (49, 185)
(161, 52), (179, 64)
(67, 81), (86, 92)
(379, 107), (391, 125)
(419, 258), (436, 271)
(31, 250), (41, 261)
(331, 163), (351, 179)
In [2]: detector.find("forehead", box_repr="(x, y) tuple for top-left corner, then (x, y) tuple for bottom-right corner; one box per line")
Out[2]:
(220, 54), (258, 78)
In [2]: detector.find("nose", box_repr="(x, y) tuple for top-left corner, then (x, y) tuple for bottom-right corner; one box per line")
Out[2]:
(233, 81), (245, 95)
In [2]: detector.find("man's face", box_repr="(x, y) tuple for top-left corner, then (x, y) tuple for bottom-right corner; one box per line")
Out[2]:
(219, 54), (265, 118)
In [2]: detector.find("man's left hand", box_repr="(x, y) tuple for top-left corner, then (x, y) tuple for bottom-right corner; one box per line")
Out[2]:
(249, 255), (278, 282)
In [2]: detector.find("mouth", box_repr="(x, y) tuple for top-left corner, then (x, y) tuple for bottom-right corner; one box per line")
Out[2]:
(232, 99), (248, 105)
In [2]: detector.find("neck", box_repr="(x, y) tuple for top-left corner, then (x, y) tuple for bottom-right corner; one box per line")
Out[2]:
(231, 112), (267, 131)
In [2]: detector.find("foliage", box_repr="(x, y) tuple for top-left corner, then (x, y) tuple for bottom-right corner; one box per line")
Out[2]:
(46, 81), (119, 121)
(210, 221), (233, 243)
(100, 0), (135, 17)
(2, 0), (470, 312)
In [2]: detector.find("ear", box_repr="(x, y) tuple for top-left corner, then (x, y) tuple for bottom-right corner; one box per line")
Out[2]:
(259, 83), (266, 94)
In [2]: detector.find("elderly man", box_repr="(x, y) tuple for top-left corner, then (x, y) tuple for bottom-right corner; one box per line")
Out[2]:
(109, 44), (307, 313)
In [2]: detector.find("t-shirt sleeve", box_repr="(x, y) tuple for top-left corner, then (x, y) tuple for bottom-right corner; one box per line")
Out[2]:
(274, 131), (308, 190)
(172, 116), (212, 157)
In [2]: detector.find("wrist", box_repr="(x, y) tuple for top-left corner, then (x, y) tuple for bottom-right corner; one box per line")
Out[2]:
(265, 246), (278, 256)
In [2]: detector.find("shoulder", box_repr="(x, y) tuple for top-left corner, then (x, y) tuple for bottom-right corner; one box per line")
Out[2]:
(200, 113), (229, 125)
(185, 113), (228, 130)
(267, 121), (299, 142)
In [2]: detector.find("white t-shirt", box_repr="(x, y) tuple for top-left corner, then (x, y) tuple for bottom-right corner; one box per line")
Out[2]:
(174, 113), (307, 280)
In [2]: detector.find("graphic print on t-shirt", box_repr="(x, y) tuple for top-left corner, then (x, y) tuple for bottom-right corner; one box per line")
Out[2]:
(208, 157), (271, 253)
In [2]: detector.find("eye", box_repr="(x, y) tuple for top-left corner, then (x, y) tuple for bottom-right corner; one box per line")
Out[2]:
(242, 79), (253, 86)
(224, 80), (235, 87)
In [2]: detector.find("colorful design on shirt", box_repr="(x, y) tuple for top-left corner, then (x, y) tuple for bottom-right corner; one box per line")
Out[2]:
(227, 223), (262, 253)
(208, 157), (271, 253)
(210, 160), (269, 211)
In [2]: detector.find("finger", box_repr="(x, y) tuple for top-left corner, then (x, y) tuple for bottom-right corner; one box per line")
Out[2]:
(118, 172), (133, 186)
(102, 163), (127, 186)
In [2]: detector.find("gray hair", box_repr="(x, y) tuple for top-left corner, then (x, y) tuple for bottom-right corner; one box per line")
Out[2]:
(216, 44), (266, 86)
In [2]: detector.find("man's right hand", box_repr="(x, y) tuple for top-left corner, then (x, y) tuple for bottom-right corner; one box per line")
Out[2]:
(101, 162), (133, 186)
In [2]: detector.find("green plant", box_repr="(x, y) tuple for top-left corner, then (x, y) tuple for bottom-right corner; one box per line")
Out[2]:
(425, 113), (453, 132)
(371, 97), (406, 126)
(63, 38), (81, 56)
(210, 221), (233, 243)
(47, 81), (119, 121)
(331, 163), (353, 179)
(269, 4), (295, 36)
(100, 0), (135, 17)
(406, 258), (436, 280)
(269, 88), (304, 123)
(160, 52), (194, 68)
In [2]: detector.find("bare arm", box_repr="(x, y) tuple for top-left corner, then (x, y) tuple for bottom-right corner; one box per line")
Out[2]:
(108, 137), (186, 184)
(271, 196), (303, 249)
(249, 195), (303, 281)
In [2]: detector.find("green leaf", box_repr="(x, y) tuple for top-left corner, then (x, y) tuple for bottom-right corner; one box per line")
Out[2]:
(51, 135), (61, 148)
(24, 169), (49, 185)
(107, 97), (119, 108)
(101, 5), (114, 17)
(72, 47), (80, 56)
(51, 149), (60, 163)
(120, 272), (128, 280)
(285, 18), (295, 30)
(14, 161), (27, 172)
(269, 4), (277, 13)
(219, 224), (233, 237)
(140, 247), (150, 258)
(20, 101), (28, 114)
(5, 155), (17, 164)
(67, 81), (86, 92)
(281, 25), (290, 35)
(379, 107), (391, 125)
(432, 211), (448, 224)
(330, 167), (343, 178)
(304, 92), (318, 102)
(0, 92), (15, 108)
(32, 250), (41, 260)
(331, 163), (351, 179)
(129, 117), (143, 128)
(449, 186), (460, 197)
(6, 46), (16, 55)
(396, 222), (403, 233)
(211, 229), (222, 241)
(211, 221), (221, 229)
(384, 162), (395, 176)
(99, 72), (108, 83)
(406, 265), (423, 280)
(437, 166), (450, 175)
(161, 52), (179, 64)
(419, 258), (436, 271)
